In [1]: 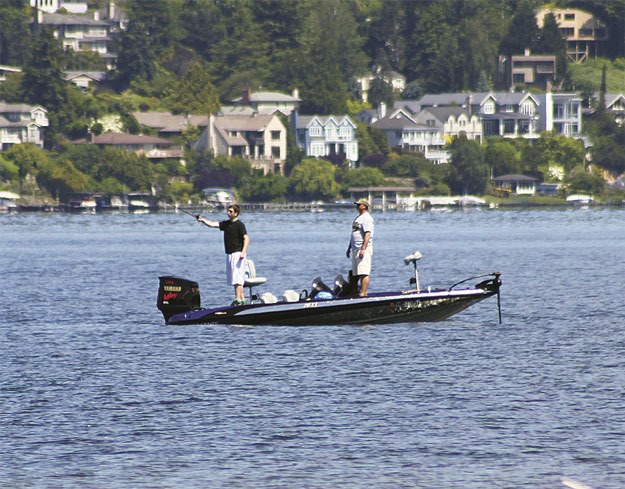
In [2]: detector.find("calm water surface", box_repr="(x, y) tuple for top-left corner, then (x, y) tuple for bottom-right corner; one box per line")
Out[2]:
(1, 208), (624, 488)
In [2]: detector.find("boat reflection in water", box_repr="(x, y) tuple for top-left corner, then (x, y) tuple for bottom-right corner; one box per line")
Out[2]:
(157, 251), (502, 326)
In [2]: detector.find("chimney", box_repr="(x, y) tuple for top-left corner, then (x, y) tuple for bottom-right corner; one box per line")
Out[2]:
(242, 89), (251, 104)
(379, 102), (387, 119)
(109, 2), (116, 19)
(292, 88), (299, 100)
(524, 48), (531, 56)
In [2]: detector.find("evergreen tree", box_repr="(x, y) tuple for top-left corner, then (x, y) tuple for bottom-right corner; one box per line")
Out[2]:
(113, 0), (179, 89)
(210, 3), (272, 99)
(296, 0), (366, 113)
(20, 27), (71, 144)
(165, 62), (221, 115)
(0, 1), (31, 66)
(499, 0), (541, 56)
(179, 0), (226, 61)
(536, 12), (567, 83)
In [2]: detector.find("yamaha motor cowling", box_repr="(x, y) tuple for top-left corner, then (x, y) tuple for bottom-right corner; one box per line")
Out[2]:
(157, 276), (201, 322)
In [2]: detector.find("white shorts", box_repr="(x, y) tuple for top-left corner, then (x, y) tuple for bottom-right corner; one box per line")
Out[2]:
(226, 253), (246, 286)
(351, 246), (372, 277)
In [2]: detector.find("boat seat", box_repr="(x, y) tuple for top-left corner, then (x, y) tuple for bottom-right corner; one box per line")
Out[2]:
(334, 273), (359, 297)
(282, 289), (300, 302)
(244, 259), (267, 302)
(308, 277), (335, 300)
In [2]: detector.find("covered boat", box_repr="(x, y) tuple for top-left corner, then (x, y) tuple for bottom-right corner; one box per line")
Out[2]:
(157, 252), (501, 326)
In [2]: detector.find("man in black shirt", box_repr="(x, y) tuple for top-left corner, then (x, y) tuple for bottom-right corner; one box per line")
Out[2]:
(197, 204), (249, 305)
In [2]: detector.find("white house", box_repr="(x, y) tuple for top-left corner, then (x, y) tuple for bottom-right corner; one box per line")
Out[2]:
(0, 102), (49, 150)
(230, 89), (301, 116)
(292, 113), (359, 166)
(535, 93), (582, 138)
(193, 113), (287, 175)
(492, 174), (539, 195)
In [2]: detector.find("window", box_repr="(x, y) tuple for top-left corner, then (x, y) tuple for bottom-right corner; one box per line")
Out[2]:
(271, 130), (280, 140)
(504, 120), (515, 133)
(564, 13), (575, 21)
(310, 142), (325, 156)
(483, 102), (495, 114)
(554, 104), (564, 118)
(271, 146), (280, 158)
(326, 126), (337, 139)
(309, 126), (321, 136)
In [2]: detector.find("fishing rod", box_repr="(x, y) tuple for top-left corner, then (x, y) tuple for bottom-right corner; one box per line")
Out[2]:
(177, 206), (200, 219)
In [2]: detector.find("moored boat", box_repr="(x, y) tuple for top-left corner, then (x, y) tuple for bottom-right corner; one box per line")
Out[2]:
(157, 252), (502, 326)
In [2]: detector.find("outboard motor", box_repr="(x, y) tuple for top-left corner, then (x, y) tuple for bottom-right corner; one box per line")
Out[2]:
(157, 276), (201, 322)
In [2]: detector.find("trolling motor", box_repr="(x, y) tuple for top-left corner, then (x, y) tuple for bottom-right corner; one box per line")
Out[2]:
(404, 250), (423, 291)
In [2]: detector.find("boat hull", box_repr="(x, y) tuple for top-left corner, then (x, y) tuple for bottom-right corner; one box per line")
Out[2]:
(163, 288), (497, 326)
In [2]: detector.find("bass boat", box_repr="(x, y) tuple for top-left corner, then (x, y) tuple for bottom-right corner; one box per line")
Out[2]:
(157, 251), (502, 326)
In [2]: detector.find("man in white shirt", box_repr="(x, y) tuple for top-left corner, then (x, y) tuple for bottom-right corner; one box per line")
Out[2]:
(346, 198), (374, 296)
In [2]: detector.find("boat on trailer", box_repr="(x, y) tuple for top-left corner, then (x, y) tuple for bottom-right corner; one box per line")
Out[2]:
(157, 251), (502, 326)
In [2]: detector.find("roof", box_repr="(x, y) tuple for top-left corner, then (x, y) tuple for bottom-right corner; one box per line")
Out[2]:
(133, 112), (208, 131)
(492, 174), (538, 182)
(65, 71), (106, 81)
(214, 114), (277, 131)
(74, 133), (174, 145)
(0, 102), (46, 113)
(421, 106), (472, 121)
(40, 12), (109, 26)
(295, 115), (356, 129)
(232, 91), (300, 103)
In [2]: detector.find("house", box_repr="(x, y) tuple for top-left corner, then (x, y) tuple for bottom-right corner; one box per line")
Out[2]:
(193, 113), (287, 175)
(133, 112), (208, 138)
(535, 7), (609, 63)
(64, 71), (106, 90)
(230, 89), (301, 116)
(73, 132), (183, 161)
(585, 93), (625, 126)
(372, 107), (448, 163)
(35, 10), (117, 69)
(0, 102), (49, 150)
(535, 92), (582, 138)
(492, 174), (538, 195)
(0, 65), (21, 83)
(356, 68), (406, 103)
(291, 113), (359, 166)
(371, 104), (482, 164)
(497, 49), (557, 90)
(30, 0), (88, 14)
(414, 92), (541, 139)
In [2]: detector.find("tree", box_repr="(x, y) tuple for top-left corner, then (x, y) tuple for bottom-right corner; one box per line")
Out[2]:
(240, 171), (288, 202)
(209, 3), (271, 99)
(536, 12), (567, 83)
(113, 0), (179, 89)
(342, 167), (385, 189)
(0, 1), (31, 66)
(296, 0), (366, 114)
(165, 62), (221, 115)
(20, 27), (70, 143)
(447, 136), (489, 195)
(368, 75), (395, 108)
(485, 139), (521, 176)
(288, 158), (340, 200)
(499, 0), (540, 56)
(3, 144), (49, 183)
(37, 159), (92, 196)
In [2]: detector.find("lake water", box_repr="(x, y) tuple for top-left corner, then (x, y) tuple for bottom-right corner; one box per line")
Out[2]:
(1, 208), (624, 488)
